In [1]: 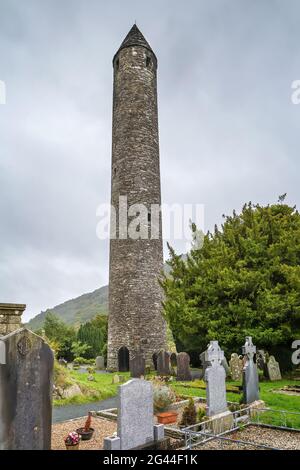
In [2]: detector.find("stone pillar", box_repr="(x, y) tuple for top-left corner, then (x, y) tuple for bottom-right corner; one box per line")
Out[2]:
(0, 303), (26, 336)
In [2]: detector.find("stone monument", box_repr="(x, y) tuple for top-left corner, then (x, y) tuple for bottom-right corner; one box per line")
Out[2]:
(130, 353), (146, 378)
(176, 352), (192, 381)
(107, 24), (167, 370)
(95, 355), (105, 370)
(229, 353), (243, 381)
(0, 328), (54, 449)
(157, 350), (170, 376)
(103, 379), (165, 450)
(204, 341), (228, 416)
(242, 336), (259, 404)
(266, 355), (282, 381)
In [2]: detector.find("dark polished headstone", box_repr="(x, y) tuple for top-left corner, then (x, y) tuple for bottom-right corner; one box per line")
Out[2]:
(176, 352), (192, 381)
(130, 354), (145, 378)
(0, 328), (54, 450)
(157, 350), (170, 376)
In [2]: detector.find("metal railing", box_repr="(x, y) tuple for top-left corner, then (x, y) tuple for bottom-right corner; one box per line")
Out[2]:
(183, 406), (300, 450)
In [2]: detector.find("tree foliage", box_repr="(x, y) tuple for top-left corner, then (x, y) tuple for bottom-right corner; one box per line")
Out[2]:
(35, 312), (108, 361)
(39, 313), (77, 361)
(77, 315), (108, 359)
(161, 200), (300, 362)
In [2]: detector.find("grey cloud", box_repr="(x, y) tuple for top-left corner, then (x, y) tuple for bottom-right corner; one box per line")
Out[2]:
(0, 0), (299, 320)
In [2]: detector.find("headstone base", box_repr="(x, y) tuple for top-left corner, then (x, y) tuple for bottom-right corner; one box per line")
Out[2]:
(103, 436), (121, 450)
(209, 410), (234, 435)
(248, 400), (266, 419)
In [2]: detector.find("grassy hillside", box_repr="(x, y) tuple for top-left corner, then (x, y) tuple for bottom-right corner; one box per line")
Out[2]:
(27, 285), (108, 331)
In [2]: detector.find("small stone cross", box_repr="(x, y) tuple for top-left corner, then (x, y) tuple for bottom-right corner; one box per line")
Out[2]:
(206, 341), (224, 367)
(242, 336), (256, 360)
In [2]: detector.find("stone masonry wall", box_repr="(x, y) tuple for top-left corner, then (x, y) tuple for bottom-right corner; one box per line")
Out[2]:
(0, 304), (25, 336)
(107, 34), (167, 370)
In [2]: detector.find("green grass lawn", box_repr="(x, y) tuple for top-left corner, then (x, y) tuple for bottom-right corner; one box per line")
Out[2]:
(53, 370), (130, 406)
(54, 368), (300, 430)
(170, 377), (300, 429)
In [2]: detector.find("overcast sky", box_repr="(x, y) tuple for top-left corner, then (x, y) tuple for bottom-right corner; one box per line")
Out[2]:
(1, 0), (300, 321)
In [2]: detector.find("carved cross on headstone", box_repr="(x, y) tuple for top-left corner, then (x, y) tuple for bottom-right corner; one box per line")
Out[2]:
(205, 341), (227, 416)
(241, 336), (259, 404)
(242, 336), (256, 360)
(206, 341), (224, 367)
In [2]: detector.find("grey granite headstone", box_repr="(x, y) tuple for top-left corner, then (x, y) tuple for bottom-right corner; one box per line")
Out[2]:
(118, 379), (154, 450)
(130, 354), (145, 378)
(204, 341), (227, 416)
(266, 355), (282, 381)
(229, 353), (243, 381)
(95, 355), (105, 370)
(157, 350), (170, 376)
(0, 328), (54, 450)
(242, 336), (259, 404)
(176, 352), (192, 381)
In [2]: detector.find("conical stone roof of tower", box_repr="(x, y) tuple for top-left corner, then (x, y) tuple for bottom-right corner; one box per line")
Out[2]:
(114, 24), (156, 60)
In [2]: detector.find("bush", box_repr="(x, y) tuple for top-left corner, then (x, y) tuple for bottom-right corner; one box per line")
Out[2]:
(153, 382), (176, 412)
(73, 357), (94, 365)
(180, 398), (197, 427)
(197, 406), (207, 423)
(53, 360), (73, 389)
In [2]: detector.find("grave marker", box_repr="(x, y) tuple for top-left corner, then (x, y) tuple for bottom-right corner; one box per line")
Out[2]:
(204, 341), (227, 416)
(0, 328), (54, 450)
(242, 336), (259, 404)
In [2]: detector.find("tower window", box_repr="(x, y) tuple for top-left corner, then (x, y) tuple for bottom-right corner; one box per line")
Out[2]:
(148, 212), (151, 223)
(114, 167), (117, 176)
(146, 56), (151, 68)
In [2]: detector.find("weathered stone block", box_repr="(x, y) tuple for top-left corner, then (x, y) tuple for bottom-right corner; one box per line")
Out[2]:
(103, 436), (121, 450)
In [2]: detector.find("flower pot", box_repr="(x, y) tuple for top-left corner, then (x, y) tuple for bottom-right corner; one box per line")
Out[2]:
(76, 427), (95, 441)
(65, 443), (80, 450)
(156, 411), (178, 425)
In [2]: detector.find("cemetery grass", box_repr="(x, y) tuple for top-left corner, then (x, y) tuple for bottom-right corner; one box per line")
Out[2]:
(53, 371), (130, 406)
(170, 378), (300, 429)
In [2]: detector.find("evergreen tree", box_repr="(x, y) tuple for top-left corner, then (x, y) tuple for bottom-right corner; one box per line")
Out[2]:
(77, 315), (108, 359)
(161, 200), (300, 368)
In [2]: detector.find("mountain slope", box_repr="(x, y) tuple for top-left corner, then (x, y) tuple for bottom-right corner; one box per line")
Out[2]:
(27, 285), (108, 331)
(26, 257), (183, 331)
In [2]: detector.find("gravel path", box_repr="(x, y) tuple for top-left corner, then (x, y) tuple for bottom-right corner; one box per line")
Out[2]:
(195, 425), (300, 450)
(52, 397), (118, 423)
(52, 417), (117, 450)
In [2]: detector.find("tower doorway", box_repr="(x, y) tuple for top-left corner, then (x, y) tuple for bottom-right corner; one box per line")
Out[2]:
(118, 346), (129, 372)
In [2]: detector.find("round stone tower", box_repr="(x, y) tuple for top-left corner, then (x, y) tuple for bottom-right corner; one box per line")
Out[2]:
(107, 25), (167, 371)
